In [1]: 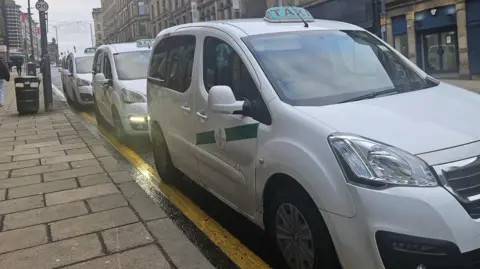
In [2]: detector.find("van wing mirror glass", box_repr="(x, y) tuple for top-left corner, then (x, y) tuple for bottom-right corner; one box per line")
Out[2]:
(94, 73), (109, 85)
(208, 86), (245, 114)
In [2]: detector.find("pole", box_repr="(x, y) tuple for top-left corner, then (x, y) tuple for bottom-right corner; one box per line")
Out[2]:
(28, 0), (35, 61)
(38, 0), (52, 110)
(380, 0), (386, 40)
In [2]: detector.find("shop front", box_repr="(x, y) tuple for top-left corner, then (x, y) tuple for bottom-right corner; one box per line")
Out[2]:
(414, 5), (459, 74)
(466, 0), (480, 74)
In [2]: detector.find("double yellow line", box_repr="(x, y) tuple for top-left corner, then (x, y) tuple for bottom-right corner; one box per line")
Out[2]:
(79, 112), (270, 269)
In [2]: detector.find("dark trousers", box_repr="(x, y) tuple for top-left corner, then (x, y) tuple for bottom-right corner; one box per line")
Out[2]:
(16, 67), (21, 76)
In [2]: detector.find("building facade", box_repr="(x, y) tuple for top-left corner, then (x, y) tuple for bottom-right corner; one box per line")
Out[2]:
(149, 0), (267, 37)
(101, 0), (151, 43)
(92, 8), (105, 46)
(21, 13), (40, 61)
(5, 0), (22, 52)
(385, 0), (479, 78)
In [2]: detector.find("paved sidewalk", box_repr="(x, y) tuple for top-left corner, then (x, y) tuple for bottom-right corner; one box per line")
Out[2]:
(0, 75), (214, 268)
(442, 79), (480, 92)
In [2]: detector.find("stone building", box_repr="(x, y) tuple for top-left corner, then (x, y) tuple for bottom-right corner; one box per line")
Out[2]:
(386, 0), (478, 78)
(149, 0), (267, 37)
(101, 0), (151, 43)
(92, 8), (105, 46)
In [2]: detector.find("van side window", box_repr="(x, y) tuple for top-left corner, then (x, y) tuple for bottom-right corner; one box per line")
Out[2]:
(93, 51), (103, 74)
(103, 55), (112, 80)
(203, 37), (272, 125)
(165, 35), (196, 93)
(149, 39), (170, 83)
(68, 57), (73, 74)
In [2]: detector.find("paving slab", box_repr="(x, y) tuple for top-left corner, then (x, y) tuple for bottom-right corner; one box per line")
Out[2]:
(70, 159), (99, 169)
(86, 194), (128, 212)
(0, 159), (39, 172)
(109, 171), (134, 183)
(63, 245), (170, 269)
(14, 140), (61, 150)
(118, 182), (166, 221)
(78, 173), (111, 187)
(0, 148), (38, 157)
(101, 222), (154, 253)
(3, 201), (88, 230)
(11, 163), (70, 178)
(45, 182), (119, 205)
(0, 234), (103, 269)
(50, 207), (138, 240)
(0, 225), (47, 254)
(66, 147), (91, 155)
(0, 175), (42, 189)
(41, 153), (94, 165)
(148, 218), (215, 269)
(13, 150), (66, 162)
(43, 165), (104, 182)
(0, 195), (44, 215)
(89, 145), (111, 157)
(8, 179), (78, 199)
(39, 142), (87, 153)
(0, 189), (5, 200)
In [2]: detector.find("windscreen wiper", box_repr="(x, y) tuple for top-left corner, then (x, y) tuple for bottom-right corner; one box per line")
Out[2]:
(339, 88), (404, 104)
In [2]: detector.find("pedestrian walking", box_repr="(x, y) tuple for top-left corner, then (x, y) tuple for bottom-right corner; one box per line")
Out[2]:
(15, 61), (22, 76)
(0, 57), (11, 107)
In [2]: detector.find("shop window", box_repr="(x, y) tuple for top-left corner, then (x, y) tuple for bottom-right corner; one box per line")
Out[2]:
(394, 35), (408, 57)
(392, 15), (408, 57)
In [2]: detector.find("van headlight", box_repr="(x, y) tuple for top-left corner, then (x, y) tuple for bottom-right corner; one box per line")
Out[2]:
(121, 89), (146, 103)
(329, 133), (437, 188)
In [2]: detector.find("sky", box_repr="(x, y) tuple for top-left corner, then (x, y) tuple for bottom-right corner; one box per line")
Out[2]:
(16, 0), (101, 54)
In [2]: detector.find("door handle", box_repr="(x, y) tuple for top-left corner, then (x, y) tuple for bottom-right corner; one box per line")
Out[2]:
(196, 111), (208, 121)
(181, 105), (191, 113)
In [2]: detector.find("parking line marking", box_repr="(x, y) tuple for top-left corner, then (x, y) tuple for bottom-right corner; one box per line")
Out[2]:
(79, 112), (271, 269)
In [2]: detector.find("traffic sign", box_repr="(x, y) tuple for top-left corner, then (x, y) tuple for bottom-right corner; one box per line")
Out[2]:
(35, 1), (49, 12)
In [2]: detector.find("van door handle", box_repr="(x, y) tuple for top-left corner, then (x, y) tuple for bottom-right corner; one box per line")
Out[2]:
(181, 105), (191, 113)
(196, 111), (208, 121)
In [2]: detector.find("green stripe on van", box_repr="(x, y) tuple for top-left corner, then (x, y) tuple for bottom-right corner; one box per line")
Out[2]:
(196, 123), (259, 145)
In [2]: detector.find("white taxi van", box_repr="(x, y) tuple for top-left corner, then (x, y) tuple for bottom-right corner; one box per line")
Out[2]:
(148, 6), (480, 269)
(92, 40), (152, 140)
(63, 48), (97, 106)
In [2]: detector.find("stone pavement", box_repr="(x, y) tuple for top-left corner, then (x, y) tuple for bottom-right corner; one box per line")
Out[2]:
(442, 79), (480, 93)
(0, 74), (215, 268)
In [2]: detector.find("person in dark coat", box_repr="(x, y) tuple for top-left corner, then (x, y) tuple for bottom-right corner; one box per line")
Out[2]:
(15, 61), (22, 76)
(0, 57), (11, 107)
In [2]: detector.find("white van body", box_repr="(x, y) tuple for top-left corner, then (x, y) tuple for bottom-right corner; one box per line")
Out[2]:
(147, 12), (480, 269)
(63, 52), (95, 106)
(92, 42), (152, 138)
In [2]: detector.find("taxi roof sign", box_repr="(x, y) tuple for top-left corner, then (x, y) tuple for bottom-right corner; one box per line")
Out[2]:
(264, 6), (314, 23)
(84, 47), (97, 54)
(136, 39), (153, 48)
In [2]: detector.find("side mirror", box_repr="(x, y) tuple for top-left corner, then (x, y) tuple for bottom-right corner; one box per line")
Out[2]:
(95, 73), (112, 86)
(58, 67), (63, 72)
(63, 70), (71, 76)
(208, 86), (244, 114)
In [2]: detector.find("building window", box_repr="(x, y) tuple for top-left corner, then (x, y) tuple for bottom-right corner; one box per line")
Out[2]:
(139, 22), (147, 36)
(391, 15), (408, 57)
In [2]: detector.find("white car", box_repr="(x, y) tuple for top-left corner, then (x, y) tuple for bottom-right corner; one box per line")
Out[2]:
(92, 41), (152, 140)
(148, 6), (480, 269)
(63, 51), (95, 106)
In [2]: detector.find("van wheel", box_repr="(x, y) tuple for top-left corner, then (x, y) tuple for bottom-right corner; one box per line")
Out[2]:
(152, 124), (181, 184)
(112, 108), (128, 143)
(265, 185), (341, 269)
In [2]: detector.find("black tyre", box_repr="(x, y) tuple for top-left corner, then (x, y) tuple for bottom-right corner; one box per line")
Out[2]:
(151, 123), (181, 184)
(112, 108), (128, 143)
(265, 183), (341, 269)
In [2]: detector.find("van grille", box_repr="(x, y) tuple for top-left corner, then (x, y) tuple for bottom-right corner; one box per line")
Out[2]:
(441, 157), (480, 218)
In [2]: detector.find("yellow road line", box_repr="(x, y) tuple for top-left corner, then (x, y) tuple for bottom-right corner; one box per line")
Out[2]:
(80, 112), (270, 269)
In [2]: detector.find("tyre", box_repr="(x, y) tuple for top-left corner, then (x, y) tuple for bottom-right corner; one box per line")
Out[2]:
(265, 183), (341, 269)
(151, 123), (181, 184)
(112, 108), (128, 143)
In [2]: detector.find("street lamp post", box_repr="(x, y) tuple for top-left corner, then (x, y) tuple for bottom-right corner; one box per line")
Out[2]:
(37, 0), (52, 110)
(27, 0), (35, 61)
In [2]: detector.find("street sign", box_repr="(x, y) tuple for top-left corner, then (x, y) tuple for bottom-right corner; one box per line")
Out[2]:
(35, 1), (49, 12)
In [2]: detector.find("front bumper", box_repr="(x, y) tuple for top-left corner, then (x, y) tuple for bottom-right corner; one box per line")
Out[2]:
(118, 103), (149, 136)
(75, 85), (94, 105)
(327, 184), (480, 269)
